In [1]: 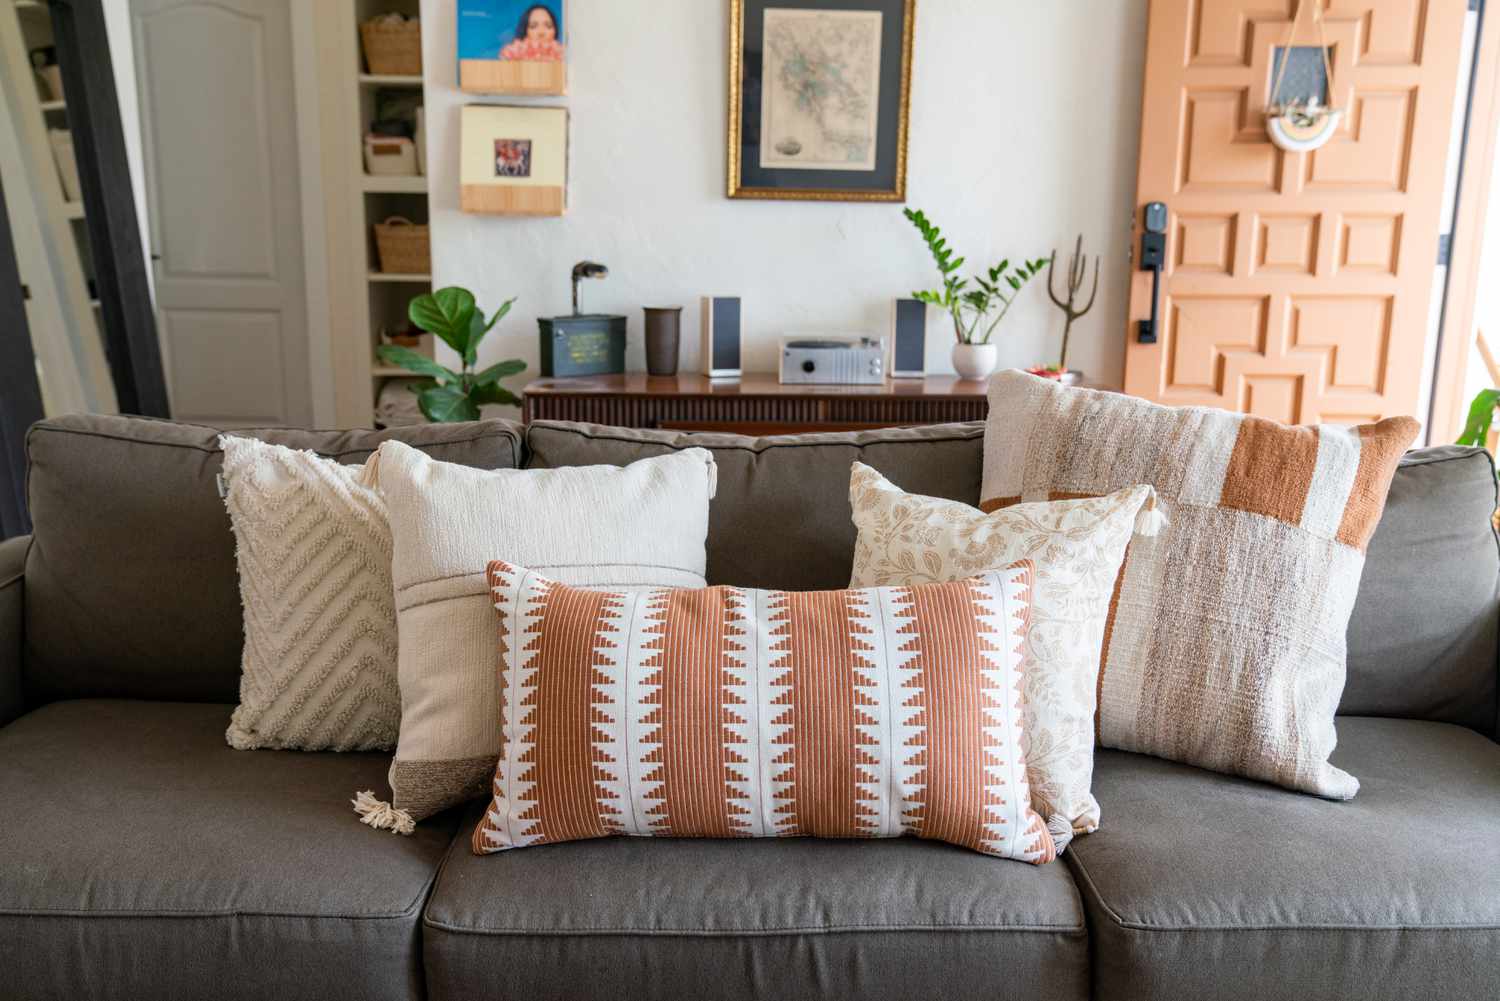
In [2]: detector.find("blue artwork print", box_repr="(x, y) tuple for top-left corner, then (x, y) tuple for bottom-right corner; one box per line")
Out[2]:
(458, 1), (565, 63)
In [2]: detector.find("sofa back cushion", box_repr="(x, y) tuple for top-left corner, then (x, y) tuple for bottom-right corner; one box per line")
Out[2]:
(1343, 445), (1499, 733)
(530, 421), (1499, 736)
(522, 421), (985, 591)
(23, 415), (523, 705)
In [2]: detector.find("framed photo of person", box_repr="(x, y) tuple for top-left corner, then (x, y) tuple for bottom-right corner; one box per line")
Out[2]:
(459, 105), (568, 216)
(458, 1), (568, 95)
(728, 0), (915, 202)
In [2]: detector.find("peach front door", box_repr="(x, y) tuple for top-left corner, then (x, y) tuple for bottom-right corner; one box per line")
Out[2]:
(1124, 0), (1467, 425)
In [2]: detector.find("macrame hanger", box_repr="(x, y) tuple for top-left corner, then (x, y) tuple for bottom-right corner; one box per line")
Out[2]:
(1268, 1), (1337, 113)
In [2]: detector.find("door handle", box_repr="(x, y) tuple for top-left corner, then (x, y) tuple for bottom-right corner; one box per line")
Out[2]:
(1137, 202), (1167, 344)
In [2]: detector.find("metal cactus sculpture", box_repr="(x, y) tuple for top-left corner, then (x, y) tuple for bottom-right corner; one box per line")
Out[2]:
(1046, 235), (1100, 372)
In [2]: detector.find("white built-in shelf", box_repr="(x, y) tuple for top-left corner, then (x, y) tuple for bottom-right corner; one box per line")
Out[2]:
(39, 99), (64, 113)
(361, 174), (426, 194)
(62, 200), (83, 218)
(359, 73), (422, 87)
(368, 271), (430, 283)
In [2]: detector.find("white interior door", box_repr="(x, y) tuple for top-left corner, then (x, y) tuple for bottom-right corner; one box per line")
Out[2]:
(130, 0), (310, 427)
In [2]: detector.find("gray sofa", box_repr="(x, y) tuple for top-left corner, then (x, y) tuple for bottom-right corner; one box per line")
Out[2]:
(2, 413), (1497, 1001)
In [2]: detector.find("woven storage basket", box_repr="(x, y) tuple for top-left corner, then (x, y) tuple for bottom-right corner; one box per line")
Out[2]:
(360, 16), (422, 76)
(373, 217), (430, 274)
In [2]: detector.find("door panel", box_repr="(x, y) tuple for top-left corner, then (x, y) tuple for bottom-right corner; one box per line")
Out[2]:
(160, 309), (285, 423)
(131, 0), (308, 427)
(1126, 0), (1466, 424)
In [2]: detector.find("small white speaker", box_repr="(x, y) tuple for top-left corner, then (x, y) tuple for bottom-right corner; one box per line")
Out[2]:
(700, 296), (742, 378)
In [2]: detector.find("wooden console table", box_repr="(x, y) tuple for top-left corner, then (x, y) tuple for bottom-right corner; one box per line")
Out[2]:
(522, 374), (994, 433)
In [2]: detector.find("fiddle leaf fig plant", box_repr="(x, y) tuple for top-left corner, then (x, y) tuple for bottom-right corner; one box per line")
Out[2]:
(904, 207), (1048, 345)
(377, 286), (526, 423)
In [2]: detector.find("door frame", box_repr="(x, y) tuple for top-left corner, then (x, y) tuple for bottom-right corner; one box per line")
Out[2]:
(1429, 0), (1500, 442)
(0, 170), (45, 538)
(48, 0), (168, 417)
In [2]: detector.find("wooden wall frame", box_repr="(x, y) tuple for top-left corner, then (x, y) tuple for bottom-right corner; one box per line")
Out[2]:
(0, 170), (44, 537)
(1430, 1), (1500, 442)
(47, 0), (169, 417)
(459, 60), (566, 96)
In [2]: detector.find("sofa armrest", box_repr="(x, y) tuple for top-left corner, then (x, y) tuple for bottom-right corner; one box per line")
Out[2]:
(0, 534), (27, 728)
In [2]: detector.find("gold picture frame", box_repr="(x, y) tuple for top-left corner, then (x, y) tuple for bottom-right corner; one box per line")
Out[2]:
(728, 0), (915, 202)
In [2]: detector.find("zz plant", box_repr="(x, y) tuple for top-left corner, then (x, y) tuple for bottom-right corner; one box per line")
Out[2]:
(904, 208), (1048, 345)
(377, 287), (527, 423)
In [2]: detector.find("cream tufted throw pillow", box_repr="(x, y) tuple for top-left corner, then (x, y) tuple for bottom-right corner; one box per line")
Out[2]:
(848, 461), (1159, 835)
(221, 436), (400, 752)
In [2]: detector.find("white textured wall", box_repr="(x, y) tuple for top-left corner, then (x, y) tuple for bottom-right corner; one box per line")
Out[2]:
(421, 0), (1147, 394)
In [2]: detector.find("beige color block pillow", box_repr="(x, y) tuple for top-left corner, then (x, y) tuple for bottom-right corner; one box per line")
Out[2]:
(848, 462), (1156, 834)
(220, 436), (399, 752)
(359, 440), (717, 829)
(982, 371), (1418, 799)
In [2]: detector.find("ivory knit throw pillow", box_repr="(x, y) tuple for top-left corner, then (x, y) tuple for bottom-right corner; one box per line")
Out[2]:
(473, 559), (1063, 863)
(221, 436), (399, 752)
(982, 371), (1419, 799)
(360, 441), (717, 829)
(848, 462), (1158, 834)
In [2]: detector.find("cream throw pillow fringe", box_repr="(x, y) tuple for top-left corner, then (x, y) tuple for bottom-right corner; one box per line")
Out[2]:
(351, 790), (414, 835)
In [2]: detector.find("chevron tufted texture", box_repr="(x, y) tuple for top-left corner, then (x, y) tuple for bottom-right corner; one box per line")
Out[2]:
(221, 436), (401, 752)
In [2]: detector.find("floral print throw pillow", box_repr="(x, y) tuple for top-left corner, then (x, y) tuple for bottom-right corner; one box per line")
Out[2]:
(849, 462), (1160, 835)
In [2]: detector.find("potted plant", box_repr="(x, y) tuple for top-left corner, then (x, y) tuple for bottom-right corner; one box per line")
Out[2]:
(904, 208), (1047, 381)
(376, 286), (527, 422)
(1457, 387), (1500, 530)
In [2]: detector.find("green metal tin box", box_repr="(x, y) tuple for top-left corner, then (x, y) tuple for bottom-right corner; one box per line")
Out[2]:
(538, 314), (627, 378)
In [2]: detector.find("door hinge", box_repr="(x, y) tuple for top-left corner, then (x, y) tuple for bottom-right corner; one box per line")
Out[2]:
(1438, 233), (1453, 267)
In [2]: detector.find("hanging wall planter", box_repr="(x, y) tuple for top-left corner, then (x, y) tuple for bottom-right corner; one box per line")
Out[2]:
(1265, 1), (1341, 153)
(1267, 99), (1342, 152)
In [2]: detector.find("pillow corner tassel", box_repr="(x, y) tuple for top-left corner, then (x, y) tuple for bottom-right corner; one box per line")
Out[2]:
(1046, 813), (1075, 856)
(1133, 488), (1169, 539)
(352, 789), (415, 836)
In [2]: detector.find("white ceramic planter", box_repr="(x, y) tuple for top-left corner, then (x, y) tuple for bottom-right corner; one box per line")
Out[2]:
(952, 343), (999, 381)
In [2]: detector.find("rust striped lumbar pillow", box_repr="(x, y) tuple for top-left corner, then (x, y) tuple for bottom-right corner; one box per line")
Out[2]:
(983, 370), (1419, 799)
(474, 559), (1064, 863)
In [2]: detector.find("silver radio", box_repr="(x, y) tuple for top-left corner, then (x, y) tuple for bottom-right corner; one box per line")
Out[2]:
(779, 336), (886, 385)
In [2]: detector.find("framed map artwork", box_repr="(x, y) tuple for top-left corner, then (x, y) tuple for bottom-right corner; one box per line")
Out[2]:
(728, 0), (915, 201)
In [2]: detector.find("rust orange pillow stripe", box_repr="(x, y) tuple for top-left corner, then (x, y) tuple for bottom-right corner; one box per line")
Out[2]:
(982, 370), (1420, 799)
(474, 559), (1064, 863)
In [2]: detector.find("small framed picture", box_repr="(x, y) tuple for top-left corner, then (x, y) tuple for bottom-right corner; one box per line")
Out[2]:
(461, 105), (567, 216)
(728, 0), (915, 202)
(494, 139), (533, 177)
(458, 1), (568, 95)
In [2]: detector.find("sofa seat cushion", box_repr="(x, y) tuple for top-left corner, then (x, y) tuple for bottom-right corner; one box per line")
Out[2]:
(1069, 716), (1500, 1001)
(0, 700), (457, 1001)
(423, 808), (1089, 1001)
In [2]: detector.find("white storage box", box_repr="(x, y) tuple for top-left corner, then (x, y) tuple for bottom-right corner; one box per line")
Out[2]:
(363, 135), (418, 177)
